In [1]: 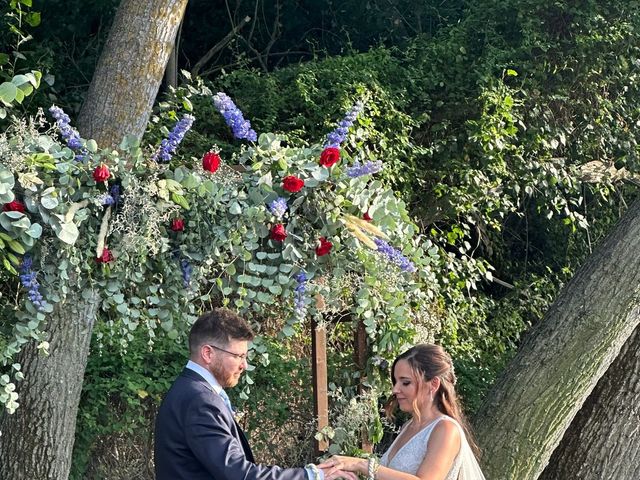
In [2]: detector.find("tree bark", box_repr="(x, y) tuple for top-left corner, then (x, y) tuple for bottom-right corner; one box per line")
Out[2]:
(0, 289), (99, 479)
(539, 325), (640, 480)
(77, 0), (188, 148)
(473, 199), (640, 480)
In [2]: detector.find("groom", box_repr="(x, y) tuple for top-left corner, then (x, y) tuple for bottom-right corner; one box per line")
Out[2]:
(154, 308), (352, 480)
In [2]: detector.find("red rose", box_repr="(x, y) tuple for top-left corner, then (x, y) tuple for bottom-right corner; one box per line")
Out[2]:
(282, 175), (304, 193)
(319, 147), (340, 167)
(315, 237), (333, 256)
(202, 151), (221, 173)
(3, 200), (26, 213)
(362, 212), (373, 222)
(93, 164), (110, 183)
(96, 248), (114, 264)
(171, 218), (185, 232)
(270, 223), (287, 242)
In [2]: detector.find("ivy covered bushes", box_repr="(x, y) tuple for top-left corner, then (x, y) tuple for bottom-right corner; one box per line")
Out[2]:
(172, 0), (640, 411)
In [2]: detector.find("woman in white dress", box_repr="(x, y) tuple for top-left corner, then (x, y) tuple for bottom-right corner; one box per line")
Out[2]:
(320, 344), (486, 480)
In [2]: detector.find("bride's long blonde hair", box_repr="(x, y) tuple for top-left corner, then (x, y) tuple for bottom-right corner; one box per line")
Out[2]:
(386, 343), (481, 458)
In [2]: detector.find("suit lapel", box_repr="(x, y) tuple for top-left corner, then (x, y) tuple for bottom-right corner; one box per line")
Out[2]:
(181, 368), (254, 461)
(235, 420), (255, 462)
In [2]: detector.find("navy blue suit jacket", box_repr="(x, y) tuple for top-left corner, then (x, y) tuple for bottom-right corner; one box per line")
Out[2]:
(154, 368), (307, 480)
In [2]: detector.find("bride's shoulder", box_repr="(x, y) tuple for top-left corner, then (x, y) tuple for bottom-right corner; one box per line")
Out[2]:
(430, 417), (462, 445)
(438, 415), (464, 432)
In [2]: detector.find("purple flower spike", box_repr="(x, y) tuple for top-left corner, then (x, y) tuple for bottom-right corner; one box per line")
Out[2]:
(180, 258), (192, 288)
(49, 105), (87, 161)
(293, 271), (307, 320)
(153, 115), (195, 163)
(213, 92), (257, 141)
(324, 101), (364, 148)
(20, 255), (48, 312)
(346, 160), (383, 178)
(268, 197), (288, 219)
(374, 238), (416, 273)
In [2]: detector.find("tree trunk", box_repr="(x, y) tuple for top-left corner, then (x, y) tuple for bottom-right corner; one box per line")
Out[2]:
(473, 199), (640, 480)
(0, 289), (99, 479)
(77, 0), (188, 147)
(539, 325), (640, 480)
(164, 43), (179, 90)
(0, 1), (190, 476)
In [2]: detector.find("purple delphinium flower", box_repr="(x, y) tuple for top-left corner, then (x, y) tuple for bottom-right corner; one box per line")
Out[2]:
(98, 193), (115, 206)
(212, 92), (257, 141)
(49, 105), (87, 160)
(109, 184), (122, 206)
(374, 238), (416, 273)
(180, 257), (192, 288)
(293, 271), (307, 320)
(152, 114), (195, 163)
(268, 197), (288, 219)
(19, 256), (48, 312)
(346, 160), (383, 178)
(324, 101), (364, 148)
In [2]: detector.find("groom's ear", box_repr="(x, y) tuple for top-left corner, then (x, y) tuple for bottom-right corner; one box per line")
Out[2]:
(200, 344), (215, 364)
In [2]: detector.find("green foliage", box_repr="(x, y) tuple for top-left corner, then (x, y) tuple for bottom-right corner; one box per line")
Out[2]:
(71, 326), (186, 479)
(0, 0), (42, 118)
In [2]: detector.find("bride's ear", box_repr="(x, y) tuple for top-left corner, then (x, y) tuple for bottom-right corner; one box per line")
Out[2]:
(430, 376), (441, 393)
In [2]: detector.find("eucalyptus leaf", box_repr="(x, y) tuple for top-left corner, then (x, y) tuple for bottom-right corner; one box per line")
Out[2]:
(51, 220), (79, 245)
(229, 201), (242, 215)
(0, 82), (17, 104)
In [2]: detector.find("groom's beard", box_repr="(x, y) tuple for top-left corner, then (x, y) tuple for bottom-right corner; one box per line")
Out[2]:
(210, 362), (242, 388)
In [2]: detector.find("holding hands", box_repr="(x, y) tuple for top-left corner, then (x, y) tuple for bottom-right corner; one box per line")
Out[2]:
(308, 460), (359, 480)
(320, 463), (360, 480)
(319, 456), (371, 478)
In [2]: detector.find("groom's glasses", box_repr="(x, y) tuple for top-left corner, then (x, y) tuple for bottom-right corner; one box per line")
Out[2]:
(207, 344), (248, 361)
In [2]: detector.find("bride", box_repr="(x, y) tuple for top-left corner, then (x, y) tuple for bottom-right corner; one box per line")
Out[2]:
(320, 344), (486, 480)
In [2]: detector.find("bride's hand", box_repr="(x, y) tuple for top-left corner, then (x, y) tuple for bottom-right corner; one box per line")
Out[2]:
(321, 467), (359, 480)
(318, 455), (366, 475)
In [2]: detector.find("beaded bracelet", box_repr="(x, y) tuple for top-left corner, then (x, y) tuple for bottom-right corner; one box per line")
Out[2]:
(367, 456), (380, 480)
(305, 463), (322, 480)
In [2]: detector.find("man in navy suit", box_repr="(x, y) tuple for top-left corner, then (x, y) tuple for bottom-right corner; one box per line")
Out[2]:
(154, 308), (354, 480)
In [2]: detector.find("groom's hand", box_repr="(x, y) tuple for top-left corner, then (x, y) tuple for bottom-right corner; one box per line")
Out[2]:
(320, 466), (358, 480)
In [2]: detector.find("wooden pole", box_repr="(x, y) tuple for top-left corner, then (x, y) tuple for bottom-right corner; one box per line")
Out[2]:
(355, 319), (373, 453)
(311, 316), (329, 454)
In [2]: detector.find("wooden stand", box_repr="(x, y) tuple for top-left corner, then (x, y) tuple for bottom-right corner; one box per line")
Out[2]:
(311, 316), (373, 454)
(311, 316), (329, 454)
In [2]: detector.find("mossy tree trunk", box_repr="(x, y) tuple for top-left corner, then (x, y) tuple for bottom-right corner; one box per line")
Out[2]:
(539, 325), (640, 480)
(0, 0), (188, 477)
(474, 199), (640, 480)
(0, 289), (98, 479)
(77, 0), (188, 147)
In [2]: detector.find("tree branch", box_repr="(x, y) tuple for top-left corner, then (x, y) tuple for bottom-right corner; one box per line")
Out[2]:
(190, 15), (251, 78)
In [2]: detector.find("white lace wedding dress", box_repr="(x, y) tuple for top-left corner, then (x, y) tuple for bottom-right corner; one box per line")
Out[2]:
(380, 416), (486, 480)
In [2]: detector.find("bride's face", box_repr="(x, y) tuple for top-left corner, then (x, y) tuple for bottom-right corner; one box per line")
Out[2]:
(392, 359), (420, 412)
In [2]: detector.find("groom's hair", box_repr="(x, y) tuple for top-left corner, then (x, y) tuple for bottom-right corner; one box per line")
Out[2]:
(188, 308), (254, 356)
